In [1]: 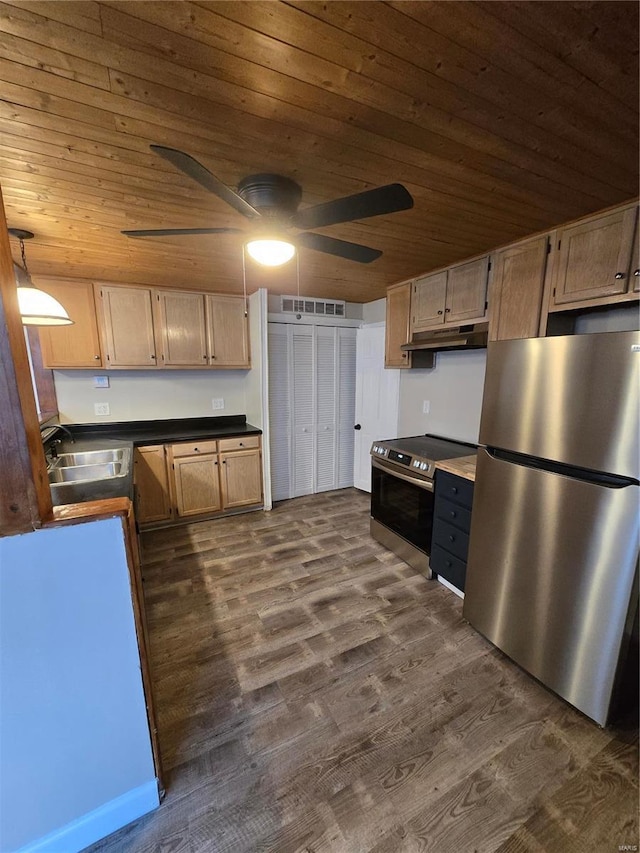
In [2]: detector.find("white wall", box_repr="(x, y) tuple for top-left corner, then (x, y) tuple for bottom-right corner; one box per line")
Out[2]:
(362, 297), (386, 324)
(398, 349), (487, 443)
(574, 304), (639, 333)
(0, 518), (157, 852)
(54, 369), (249, 424)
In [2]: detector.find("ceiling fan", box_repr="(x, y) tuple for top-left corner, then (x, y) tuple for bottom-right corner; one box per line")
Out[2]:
(121, 145), (414, 265)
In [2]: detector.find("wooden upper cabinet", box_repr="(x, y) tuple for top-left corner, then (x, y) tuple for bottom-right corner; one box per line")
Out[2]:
(385, 281), (412, 368)
(38, 280), (102, 368)
(411, 257), (488, 333)
(412, 271), (448, 331)
(631, 215), (640, 293)
(97, 285), (157, 367)
(134, 445), (172, 524)
(489, 236), (550, 342)
(551, 204), (638, 308)
(155, 290), (207, 366)
(207, 295), (250, 368)
(445, 256), (489, 324)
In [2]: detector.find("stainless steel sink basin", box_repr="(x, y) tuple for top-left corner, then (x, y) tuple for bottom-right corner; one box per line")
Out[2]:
(48, 461), (127, 484)
(51, 449), (128, 467)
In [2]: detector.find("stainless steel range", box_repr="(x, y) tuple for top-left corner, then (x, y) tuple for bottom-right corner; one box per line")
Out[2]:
(370, 434), (475, 577)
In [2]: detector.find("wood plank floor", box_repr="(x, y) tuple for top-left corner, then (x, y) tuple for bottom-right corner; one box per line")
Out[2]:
(87, 489), (639, 853)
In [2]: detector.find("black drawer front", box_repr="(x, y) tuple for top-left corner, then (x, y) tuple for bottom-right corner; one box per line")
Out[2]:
(435, 497), (472, 533)
(436, 470), (474, 508)
(430, 544), (467, 591)
(432, 517), (470, 562)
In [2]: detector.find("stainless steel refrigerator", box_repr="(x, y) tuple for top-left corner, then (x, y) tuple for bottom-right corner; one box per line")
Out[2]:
(463, 331), (639, 726)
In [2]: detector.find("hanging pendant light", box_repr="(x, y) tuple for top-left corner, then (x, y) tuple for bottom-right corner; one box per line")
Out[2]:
(8, 229), (73, 326)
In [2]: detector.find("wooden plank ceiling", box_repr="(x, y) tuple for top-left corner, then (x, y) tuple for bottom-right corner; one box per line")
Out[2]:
(0, 1), (638, 303)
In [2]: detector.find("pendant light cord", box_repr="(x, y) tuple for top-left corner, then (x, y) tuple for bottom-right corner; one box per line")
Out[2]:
(19, 237), (29, 275)
(242, 244), (248, 317)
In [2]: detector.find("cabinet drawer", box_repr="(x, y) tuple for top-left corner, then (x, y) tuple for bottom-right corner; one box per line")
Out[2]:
(432, 518), (470, 562)
(171, 440), (218, 457)
(430, 544), (467, 592)
(436, 470), (474, 508)
(435, 497), (472, 533)
(218, 435), (260, 452)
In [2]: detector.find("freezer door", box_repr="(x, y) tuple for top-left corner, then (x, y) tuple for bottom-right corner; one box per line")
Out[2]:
(463, 448), (639, 726)
(479, 331), (640, 478)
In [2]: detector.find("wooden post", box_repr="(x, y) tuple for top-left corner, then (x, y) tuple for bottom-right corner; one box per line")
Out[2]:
(0, 185), (52, 533)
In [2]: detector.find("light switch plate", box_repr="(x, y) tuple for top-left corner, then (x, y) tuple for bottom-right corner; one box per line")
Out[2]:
(212, 398), (225, 410)
(93, 375), (110, 388)
(94, 402), (110, 416)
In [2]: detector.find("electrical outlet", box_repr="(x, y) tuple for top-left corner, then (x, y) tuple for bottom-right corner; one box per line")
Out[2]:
(92, 376), (110, 388)
(94, 402), (110, 416)
(212, 398), (225, 410)
(422, 400), (431, 414)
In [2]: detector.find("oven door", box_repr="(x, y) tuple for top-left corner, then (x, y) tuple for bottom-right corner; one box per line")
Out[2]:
(371, 458), (435, 555)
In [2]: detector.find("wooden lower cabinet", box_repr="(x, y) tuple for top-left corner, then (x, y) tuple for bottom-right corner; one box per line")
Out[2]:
(134, 445), (172, 524)
(134, 435), (263, 526)
(220, 449), (263, 508)
(173, 453), (222, 517)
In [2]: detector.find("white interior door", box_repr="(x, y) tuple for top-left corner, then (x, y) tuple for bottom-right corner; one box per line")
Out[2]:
(354, 324), (400, 492)
(292, 326), (314, 497)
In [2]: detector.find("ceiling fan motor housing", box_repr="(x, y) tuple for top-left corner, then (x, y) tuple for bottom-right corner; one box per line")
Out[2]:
(237, 174), (302, 217)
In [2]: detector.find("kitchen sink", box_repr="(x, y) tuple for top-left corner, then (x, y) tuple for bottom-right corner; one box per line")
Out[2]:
(50, 449), (128, 467)
(48, 461), (127, 484)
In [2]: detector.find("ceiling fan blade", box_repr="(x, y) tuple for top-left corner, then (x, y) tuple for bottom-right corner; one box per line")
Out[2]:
(292, 183), (413, 230)
(150, 145), (261, 220)
(297, 232), (382, 263)
(122, 227), (243, 238)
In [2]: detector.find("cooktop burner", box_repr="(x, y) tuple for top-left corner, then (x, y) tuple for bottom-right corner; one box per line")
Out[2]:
(370, 433), (476, 477)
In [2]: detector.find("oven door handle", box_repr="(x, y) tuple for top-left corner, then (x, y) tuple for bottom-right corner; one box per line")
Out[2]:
(372, 458), (434, 492)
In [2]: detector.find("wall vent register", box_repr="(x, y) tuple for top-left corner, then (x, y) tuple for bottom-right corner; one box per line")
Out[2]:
(281, 296), (345, 317)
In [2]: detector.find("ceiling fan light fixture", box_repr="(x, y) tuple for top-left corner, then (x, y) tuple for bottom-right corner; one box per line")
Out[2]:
(245, 238), (296, 267)
(8, 229), (73, 326)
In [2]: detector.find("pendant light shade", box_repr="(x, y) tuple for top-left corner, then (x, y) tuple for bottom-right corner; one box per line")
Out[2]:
(8, 229), (73, 326)
(245, 238), (295, 267)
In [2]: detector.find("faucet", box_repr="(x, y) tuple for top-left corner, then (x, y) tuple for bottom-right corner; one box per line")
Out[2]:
(41, 424), (75, 460)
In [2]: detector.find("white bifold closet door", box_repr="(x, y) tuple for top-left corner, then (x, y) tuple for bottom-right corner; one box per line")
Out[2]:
(268, 323), (356, 501)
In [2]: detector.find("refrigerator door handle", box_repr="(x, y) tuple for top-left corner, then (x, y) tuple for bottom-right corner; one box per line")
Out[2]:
(486, 446), (640, 489)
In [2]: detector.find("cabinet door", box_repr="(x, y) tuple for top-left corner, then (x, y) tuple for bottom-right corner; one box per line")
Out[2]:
(412, 271), (447, 331)
(220, 449), (263, 508)
(172, 454), (221, 517)
(631, 212), (640, 293)
(38, 280), (102, 367)
(552, 205), (637, 306)
(385, 282), (412, 367)
(207, 295), (250, 367)
(445, 256), (489, 324)
(489, 237), (549, 342)
(98, 285), (157, 367)
(156, 290), (207, 366)
(134, 445), (172, 524)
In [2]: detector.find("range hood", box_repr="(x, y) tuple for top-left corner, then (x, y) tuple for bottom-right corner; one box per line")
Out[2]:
(401, 323), (489, 357)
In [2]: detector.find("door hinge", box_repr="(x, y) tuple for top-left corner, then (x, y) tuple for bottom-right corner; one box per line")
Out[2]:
(172, 463), (175, 470)
(546, 242), (552, 254)
(487, 260), (492, 271)
(100, 289), (103, 297)
(485, 301), (488, 310)
(106, 353), (110, 361)
(552, 287), (556, 296)
(557, 240), (561, 250)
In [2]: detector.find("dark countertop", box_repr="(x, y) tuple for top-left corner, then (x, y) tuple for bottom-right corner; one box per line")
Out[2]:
(44, 416), (262, 507)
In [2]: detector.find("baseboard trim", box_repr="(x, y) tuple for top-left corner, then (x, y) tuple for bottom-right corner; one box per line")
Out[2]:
(15, 780), (159, 853)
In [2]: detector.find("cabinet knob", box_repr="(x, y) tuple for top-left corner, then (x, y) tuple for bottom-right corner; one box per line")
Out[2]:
(94, 355), (100, 360)
(211, 354), (216, 359)
(354, 424), (362, 430)
(444, 308), (451, 313)
(450, 510), (457, 518)
(451, 486), (458, 494)
(634, 269), (640, 276)
(402, 352), (407, 358)
(150, 354), (156, 359)
(194, 447), (199, 452)
(449, 534), (455, 542)
(203, 355), (207, 359)
(446, 560), (452, 568)
(239, 442), (244, 446)
(614, 272), (625, 279)
(437, 310), (443, 315)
